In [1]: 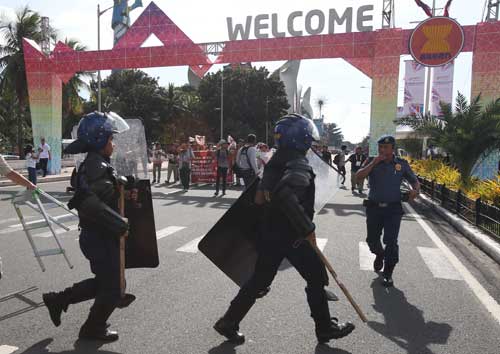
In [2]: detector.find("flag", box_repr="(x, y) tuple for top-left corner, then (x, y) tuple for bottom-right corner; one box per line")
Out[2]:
(403, 61), (425, 116)
(227, 135), (237, 149)
(430, 62), (454, 116)
(443, 0), (453, 17)
(414, 0), (433, 17)
(195, 135), (206, 146)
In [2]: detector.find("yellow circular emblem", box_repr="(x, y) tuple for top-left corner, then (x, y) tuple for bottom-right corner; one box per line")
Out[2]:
(395, 164), (402, 172)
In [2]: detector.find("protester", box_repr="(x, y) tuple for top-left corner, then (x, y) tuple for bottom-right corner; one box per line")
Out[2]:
(214, 139), (230, 197)
(25, 145), (39, 186)
(0, 154), (37, 190)
(347, 146), (367, 193)
(256, 143), (270, 175)
(321, 146), (332, 165)
(38, 137), (51, 177)
(178, 143), (195, 192)
(235, 134), (259, 188)
(151, 143), (166, 184)
(334, 145), (348, 185)
(166, 144), (179, 184)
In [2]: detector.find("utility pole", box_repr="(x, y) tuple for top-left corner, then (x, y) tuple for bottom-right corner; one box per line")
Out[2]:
(485, 0), (500, 21)
(220, 70), (224, 140)
(382, 0), (395, 29)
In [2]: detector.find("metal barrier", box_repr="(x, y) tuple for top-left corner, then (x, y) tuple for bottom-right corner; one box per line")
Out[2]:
(417, 176), (500, 240)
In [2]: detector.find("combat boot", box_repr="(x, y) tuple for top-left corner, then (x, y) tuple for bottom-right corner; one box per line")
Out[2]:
(315, 317), (355, 343)
(43, 291), (70, 327)
(213, 318), (245, 344)
(382, 264), (395, 287)
(373, 252), (384, 273)
(79, 303), (118, 342)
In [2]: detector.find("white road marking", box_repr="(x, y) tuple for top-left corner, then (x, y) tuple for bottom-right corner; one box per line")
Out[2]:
(0, 216), (36, 226)
(176, 236), (204, 253)
(0, 345), (18, 354)
(1, 213), (76, 234)
(406, 204), (500, 326)
(316, 238), (328, 252)
(359, 242), (375, 271)
(33, 224), (79, 238)
(417, 247), (463, 280)
(156, 226), (186, 240)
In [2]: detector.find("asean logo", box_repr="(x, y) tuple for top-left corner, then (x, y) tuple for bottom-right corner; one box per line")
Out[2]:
(409, 17), (464, 67)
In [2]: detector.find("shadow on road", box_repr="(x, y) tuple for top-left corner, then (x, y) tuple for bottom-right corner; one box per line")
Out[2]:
(207, 341), (242, 354)
(314, 344), (353, 354)
(152, 192), (237, 210)
(368, 277), (452, 354)
(0, 286), (44, 322)
(320, 202), (366, 218)
(18, 338), (122, 354)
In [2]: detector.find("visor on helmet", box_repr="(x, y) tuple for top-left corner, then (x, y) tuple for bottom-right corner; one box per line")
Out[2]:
(105, 112), (130, 134)
(305, 117), (320, 142)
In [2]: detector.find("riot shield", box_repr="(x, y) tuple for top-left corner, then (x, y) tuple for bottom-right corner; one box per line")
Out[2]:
(198, 180), (260, 286)
(306, 150), (341, 213)
(124, 179), (159, 269)
(112, 119), (149, 179)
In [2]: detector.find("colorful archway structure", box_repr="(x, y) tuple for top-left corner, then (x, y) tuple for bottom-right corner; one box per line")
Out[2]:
(23, 2), (500, 173)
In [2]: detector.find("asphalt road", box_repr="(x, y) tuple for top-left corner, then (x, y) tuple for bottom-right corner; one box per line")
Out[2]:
(0, 177), (499, 354)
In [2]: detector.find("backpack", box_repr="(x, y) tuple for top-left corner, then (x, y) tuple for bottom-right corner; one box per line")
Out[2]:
(333, 154), (340, 166)
(233, 146), (252, 177)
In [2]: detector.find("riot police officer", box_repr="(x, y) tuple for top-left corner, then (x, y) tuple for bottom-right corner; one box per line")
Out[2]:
(42, 112), (131, 342)
(355, 135), (420, 287)
(214, 114), (355, 344)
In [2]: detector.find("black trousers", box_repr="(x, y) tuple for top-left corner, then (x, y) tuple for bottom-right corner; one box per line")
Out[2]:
(215, 167), (228, 193)
(180, 166), (191, 190)
(223, 238), (330, 327)
(39, 158), (48, 177)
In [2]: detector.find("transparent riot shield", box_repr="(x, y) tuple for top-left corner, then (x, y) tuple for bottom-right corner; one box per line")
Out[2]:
(306, 150), (341, 214)
(111, 119), (149, 179)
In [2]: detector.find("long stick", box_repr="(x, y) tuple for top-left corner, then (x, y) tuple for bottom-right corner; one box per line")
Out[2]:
(119, 185), (126, 298)
(311, 242), (368, 323)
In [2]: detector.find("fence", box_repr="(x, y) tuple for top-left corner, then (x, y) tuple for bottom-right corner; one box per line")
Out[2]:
(418, 176), (500, 240)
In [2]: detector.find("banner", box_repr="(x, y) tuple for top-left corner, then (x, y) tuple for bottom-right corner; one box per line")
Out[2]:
(403, 60), (426, 116)
(431, 62), (454, 116)
(191, 150), (234, 184)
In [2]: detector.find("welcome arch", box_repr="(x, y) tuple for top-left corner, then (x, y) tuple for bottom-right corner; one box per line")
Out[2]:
(23, 2), (500, 174)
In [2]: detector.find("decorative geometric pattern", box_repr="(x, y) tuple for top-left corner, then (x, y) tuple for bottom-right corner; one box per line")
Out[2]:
(22, 1), (497, 172)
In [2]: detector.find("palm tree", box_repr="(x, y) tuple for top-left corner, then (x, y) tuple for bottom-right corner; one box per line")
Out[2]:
(316, 97), (328, 119)
(61, 38), (95, 137)
(398, 93), (500, 184)
(0, 6), (43, 155)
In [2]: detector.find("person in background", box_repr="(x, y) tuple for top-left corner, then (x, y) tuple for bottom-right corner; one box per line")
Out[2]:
(214, 139), (230, 197)
(334, 145), (348, 185)
(38, 137), (51, 177)
(25, 145), (39, 186)
(151, 143), (165, 184)
(236, 134), (259, 188)
(321, 146), (332, 165)
(347, 146), (367, 193)
(178, 143), (195, 192)
(256, 143), (270, 175)
(166, 144), (179, 184)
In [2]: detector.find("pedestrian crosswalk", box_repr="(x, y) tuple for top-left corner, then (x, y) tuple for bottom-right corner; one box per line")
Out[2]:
(0, 345), (18, 354)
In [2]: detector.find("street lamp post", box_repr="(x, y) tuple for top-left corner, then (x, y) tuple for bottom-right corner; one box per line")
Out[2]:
(97, 3), (114, 112)
(220, 70), (224, 140)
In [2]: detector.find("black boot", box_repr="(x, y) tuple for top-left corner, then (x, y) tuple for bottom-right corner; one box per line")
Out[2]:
(43, 279), (97, 327)
(382, 264), (396, 287)
(315, 317), (356, 343)
(213, 318), (245, 344)
(373, 252), (384, 273)
(43, 291), (69, 327)
(79, 303), (118, 342)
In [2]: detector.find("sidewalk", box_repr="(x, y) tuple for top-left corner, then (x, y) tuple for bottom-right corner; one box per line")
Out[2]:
(0, 167), (74, 188)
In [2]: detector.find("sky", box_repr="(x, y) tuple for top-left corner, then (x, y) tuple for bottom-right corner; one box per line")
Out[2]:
(0, 0), (485, 143)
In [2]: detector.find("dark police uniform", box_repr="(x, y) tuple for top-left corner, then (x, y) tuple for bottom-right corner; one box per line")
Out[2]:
(43, 151), (128, 340)
(365, 154), (417, 273)
(216, 149), (354, 343)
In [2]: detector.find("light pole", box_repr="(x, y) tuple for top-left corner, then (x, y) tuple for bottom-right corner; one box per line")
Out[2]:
(97, 3), (114, 112)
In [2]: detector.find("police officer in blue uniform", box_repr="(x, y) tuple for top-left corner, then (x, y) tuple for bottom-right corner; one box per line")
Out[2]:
(214, 114), (355, 344)
(355, 135), (420, 287)
(43, 112), (131, 342)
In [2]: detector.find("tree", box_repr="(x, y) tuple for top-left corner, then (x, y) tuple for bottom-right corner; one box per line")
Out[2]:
(198, 66), (289, 142)
(398, 93), (500, 184)
(0, 6), (44, 155)
(61, 38), (94, 138)
(316, 97), (327, 118)
(323, 122), (344, 147)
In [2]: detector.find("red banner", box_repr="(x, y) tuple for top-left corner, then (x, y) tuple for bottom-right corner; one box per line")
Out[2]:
(191, 150), (234, 184)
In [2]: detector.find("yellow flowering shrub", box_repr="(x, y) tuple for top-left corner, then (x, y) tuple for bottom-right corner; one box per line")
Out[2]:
(410, 159), (500, 206)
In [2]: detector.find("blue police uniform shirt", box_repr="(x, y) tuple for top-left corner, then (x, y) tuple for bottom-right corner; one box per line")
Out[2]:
(368, 156), (418, 203)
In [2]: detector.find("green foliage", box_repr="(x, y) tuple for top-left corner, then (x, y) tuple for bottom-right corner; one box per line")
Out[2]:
(323, 122), (343, 147)
(198, 66), (289, 142)
(397, 138), (424, 159)
(398, 93), (500, 183)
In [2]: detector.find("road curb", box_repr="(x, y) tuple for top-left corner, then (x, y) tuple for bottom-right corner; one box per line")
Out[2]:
(416, 193), (500, 265)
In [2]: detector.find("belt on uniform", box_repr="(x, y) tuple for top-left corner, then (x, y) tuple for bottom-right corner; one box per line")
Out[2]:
(363, 199), (401, 208)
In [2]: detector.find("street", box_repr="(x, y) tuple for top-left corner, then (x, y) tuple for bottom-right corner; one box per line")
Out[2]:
(1, 178), (500, 354)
